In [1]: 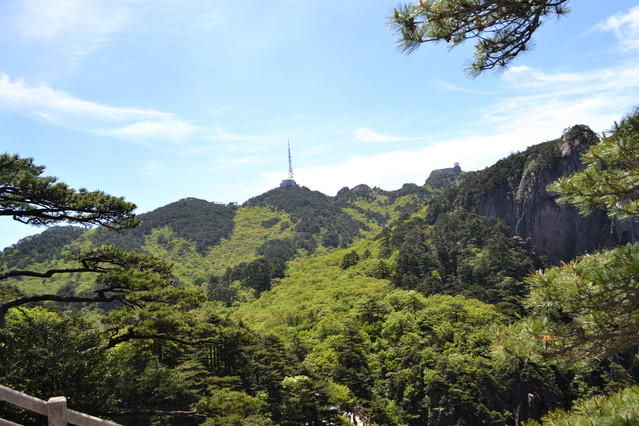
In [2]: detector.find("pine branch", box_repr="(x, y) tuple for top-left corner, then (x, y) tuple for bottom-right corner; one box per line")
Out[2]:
(0, 293), (120, 328)
(0, 267), (104, 281)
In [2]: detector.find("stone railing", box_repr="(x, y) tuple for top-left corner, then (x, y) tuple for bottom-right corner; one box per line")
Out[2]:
(0, 384), (121, 426)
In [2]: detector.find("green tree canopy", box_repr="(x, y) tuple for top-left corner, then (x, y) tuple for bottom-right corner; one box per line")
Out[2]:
(387, 0), (569, 76)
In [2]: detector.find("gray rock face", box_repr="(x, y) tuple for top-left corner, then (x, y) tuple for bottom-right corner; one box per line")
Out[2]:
(459, 125), (639, 264)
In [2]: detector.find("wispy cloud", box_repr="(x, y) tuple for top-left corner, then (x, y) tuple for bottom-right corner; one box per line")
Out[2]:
(502, 65), (639, 93)
(495, 63), (639, 137)
(353, 127), (415, 143)
(14, 0), (128, 42)
(8, 0), (131, 61)
(437, 80), (494, 95)
(259, 58), (639, 197)
(139, 160), (165, 176)
(206, 155), (267, 170)
(595, 5), (639, 52)
(105, 121), (196, 143)
(0, 73), (197, 144)
(5, 0), (228, 63)
(198, 129), (290, 155)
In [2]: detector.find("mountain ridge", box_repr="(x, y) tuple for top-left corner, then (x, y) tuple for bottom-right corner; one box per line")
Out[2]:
(4, 124), (638, 280)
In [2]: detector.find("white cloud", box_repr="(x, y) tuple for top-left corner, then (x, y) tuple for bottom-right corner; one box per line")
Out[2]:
(15, 0), (128, 42)
(496, 63), (639, 137)
(596, 5), (639, 52)
(437, 80), (493, 95)
(9, 0), (131, 61)
(259, 61), (639, 198)
(208, 155), (266, 170)
(106, 121), (197, 142)
(353, 127), (414, 143)
(139, 160), (165, 176)
(502, 64), (639, 92)
(259, 131), (527, 198)
(0, 74), (166, 121)
(4, 0), (228, 63)
(0, 73), (196, 144)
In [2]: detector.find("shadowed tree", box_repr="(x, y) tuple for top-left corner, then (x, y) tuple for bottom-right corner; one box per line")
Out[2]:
(0, 153), (205, 349)
(1, 153), (138, 229)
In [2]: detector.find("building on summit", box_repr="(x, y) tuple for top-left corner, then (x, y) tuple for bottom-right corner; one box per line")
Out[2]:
(438, 162), (461, 174)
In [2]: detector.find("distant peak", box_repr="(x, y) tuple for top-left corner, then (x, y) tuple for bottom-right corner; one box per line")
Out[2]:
(560, 125), (598, 158)
(429, 163), (463, 176)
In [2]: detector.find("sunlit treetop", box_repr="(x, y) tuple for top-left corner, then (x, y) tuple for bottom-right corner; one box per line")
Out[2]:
(387, 0), (569, 77)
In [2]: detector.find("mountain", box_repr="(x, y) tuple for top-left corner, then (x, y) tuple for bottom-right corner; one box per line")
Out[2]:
(430, 125), (639, 263)
(6, 125), (639, 293)
(2, 124), (638, 425)
(0, 169), (468, 279)
(4, 124), (638, 281)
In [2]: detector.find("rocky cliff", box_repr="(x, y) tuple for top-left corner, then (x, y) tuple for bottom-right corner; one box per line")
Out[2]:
(448, 125), (639, 263)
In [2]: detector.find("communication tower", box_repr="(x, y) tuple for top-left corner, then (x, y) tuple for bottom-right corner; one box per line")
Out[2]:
(280, 141), (298, 188)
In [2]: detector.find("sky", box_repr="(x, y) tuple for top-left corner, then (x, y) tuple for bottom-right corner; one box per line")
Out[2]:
(1, 0), (639, 250)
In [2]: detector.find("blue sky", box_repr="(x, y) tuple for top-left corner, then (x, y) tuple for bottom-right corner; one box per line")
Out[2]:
(1, 0), (639, 249)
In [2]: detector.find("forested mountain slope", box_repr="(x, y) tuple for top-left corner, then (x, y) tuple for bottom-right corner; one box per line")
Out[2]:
(0, 166), (468, 288)
(230, 235), (557, 425)
(2, 124), (638, 425)
(4, 125), (637, 299)
(4, 125), (637, 317)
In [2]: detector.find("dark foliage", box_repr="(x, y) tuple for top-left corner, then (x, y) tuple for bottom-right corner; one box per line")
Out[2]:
(1, 153), (138, 230)
(332, 321), (372, 401)
(424, 168), (474, 195)
(388, 0), (569, 77)
(0, 312), (120, 424)
(242, 334), (296, 423)
(387, 210), (541, 314)
(207, 257), (287, 305)
(0, 226), (85, 270)
(386, 183), (429, 205)
(335, 169), (471, 226)
(256, 238), (297, 262)
(341, 250), (360, 269)
(261, 217), (281, 228)
(246, 187), (369, 250)
(334, 184), (389, 204)
(92, 198), (237, 253)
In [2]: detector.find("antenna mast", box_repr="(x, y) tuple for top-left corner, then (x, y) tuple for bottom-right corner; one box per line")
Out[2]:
(287, 140), (294, 180)
(279, 141), (298, 188)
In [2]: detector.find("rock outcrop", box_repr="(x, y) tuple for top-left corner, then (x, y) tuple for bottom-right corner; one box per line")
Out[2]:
(452, 125), (639, 263)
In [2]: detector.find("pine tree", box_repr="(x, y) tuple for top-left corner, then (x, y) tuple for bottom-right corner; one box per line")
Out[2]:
(387, 0), (569, 76)
(0, 153), (205, 348)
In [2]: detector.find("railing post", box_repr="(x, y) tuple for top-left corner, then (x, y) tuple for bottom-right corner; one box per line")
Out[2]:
(47, 396), (68, 426)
